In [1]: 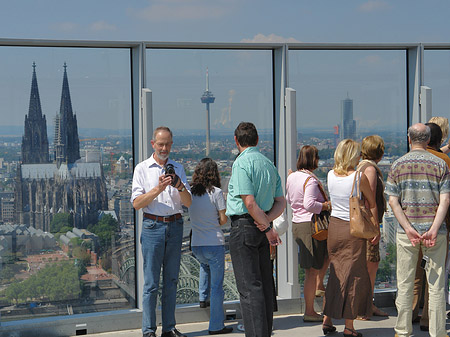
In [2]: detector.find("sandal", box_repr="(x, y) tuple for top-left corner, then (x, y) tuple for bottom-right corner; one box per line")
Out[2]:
(322, 323), (336, 335)
(343, 327), (362, 337)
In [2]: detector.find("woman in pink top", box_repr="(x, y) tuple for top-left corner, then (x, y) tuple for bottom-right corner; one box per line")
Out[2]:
(286, 145), (335, 335)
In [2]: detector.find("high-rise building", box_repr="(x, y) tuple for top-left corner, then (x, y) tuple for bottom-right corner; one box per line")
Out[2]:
(15, 63), (108, 231)
(340, 94), (356, 140)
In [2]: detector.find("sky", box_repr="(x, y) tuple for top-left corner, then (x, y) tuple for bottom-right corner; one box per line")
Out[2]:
(2, 1), (450, 133)
(2, 0), (450, 43)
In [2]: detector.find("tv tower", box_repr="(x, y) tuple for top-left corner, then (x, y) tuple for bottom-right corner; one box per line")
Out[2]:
(201, 68), (215, 156)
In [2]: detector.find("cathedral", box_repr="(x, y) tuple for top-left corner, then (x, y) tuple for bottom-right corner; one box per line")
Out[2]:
(15, 63), (108, 231)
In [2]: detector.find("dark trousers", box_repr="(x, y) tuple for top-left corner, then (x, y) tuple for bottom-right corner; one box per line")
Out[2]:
(229, 217), (274, 337)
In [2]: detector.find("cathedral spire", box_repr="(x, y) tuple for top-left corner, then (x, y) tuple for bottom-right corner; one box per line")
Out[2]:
(21, 62), (50, 164)
(28, 62), (43, 119)
(54, 63), (80, 167)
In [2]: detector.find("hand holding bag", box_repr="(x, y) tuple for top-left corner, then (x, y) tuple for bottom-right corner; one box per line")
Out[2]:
(349, 171), (379, 239)
(303, 174), (329, 241)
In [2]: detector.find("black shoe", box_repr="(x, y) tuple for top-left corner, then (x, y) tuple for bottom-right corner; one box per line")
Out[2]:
(143, 333), (156, 337)
(209, 327), (233, 335)
(200, 301), (210, 308)
(161, 328), (186, 337)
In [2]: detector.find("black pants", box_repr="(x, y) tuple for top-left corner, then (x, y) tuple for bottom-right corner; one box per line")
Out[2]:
(229, 217), (273, 337)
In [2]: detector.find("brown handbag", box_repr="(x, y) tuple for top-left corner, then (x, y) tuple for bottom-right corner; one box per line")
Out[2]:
(349, 171), (379, 239)
(303, 175), (329, 241)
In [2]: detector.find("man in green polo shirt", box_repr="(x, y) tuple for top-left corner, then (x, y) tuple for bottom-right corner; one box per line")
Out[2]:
(226, 122), (285, 337)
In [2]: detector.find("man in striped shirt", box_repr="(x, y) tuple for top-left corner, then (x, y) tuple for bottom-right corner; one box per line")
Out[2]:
(385, 123), (450, 337)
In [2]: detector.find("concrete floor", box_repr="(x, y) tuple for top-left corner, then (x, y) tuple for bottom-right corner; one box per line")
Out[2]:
(76, 307), (448, 337)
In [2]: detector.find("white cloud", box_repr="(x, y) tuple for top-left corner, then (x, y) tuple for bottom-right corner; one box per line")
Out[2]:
(358, 1), (391, 12)
(90, 21), (117, 32)
(240, 34), (301, 43)
(359, 54), (382, 65)
(52, 22), (78, 32)
(129, 0), (234, 22)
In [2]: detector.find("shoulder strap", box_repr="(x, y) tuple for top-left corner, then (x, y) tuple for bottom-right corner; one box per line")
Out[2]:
(302, 176), (312, 193)
(350, 170), (361, 197)
(302, 174), (328, 201)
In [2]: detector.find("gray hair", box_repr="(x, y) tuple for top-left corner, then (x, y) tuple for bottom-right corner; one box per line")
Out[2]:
(408, 125), (431, 144)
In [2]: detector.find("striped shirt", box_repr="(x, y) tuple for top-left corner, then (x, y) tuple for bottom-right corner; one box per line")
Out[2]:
(385, 149), (450, 234)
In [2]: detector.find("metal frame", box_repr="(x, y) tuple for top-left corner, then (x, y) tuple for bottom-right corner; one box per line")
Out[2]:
(0, 38), (447, 336)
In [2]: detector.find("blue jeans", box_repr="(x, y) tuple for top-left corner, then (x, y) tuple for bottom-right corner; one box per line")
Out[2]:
(141, 218), (183, 334)
(192, 245), (226, 331)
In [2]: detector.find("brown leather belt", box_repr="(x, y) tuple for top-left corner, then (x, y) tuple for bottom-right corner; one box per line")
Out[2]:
(143, 213), (182, 222)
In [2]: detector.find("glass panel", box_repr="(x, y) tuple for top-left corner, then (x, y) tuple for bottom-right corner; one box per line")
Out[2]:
(0, 47), (134, 322)
(424, 50), (450, 126)
(146, 48), (273, 305)
(289, 49), (407, 293)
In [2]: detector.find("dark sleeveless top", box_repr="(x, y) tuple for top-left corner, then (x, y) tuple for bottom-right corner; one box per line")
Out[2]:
(359, 161), (386, 223)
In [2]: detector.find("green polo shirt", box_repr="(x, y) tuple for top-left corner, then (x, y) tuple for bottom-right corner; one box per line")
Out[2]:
(226, 147), (283, 216)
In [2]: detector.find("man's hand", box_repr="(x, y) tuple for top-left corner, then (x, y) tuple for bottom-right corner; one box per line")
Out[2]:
(405, 227), (422, 247)
(159, 174), (172, 190)
(266, 229), (282, 246)
(369, 234), (380, 245)
(421, 228), (438, 248)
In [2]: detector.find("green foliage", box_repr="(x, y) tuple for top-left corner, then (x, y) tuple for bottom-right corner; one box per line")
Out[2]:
(88, 214), (120, 255)
(2, 261), (81, 305)
(50, 213), (74, 233)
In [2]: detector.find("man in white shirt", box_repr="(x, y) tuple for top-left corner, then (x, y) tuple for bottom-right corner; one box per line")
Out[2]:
(131, 126), (192, 337)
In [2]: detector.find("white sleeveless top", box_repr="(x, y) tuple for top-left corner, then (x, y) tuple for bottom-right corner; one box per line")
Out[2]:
(327, 170), (360, 221)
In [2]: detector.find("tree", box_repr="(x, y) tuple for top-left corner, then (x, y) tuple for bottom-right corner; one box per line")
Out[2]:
(88, 214), (120, 255)
(50, 213), (73, 233)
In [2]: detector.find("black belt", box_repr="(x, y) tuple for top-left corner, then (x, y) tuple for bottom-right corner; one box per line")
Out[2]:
(230, 213), (253, 222)
(144, 213), (182, 222)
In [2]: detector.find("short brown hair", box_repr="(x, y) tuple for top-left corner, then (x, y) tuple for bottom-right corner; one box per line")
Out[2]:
(297, 145), (319, 171)
(361, 135), (384, 161)
(153, 126), (173, 140)
(234, 122), (258, 147)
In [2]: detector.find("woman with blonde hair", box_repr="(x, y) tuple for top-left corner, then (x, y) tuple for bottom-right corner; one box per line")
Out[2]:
(323, 139), (377, 337)
(356, 135), (388, 319)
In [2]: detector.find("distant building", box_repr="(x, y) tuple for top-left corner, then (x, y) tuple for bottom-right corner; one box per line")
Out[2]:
(1, 198), (15, 223)
(0, 224), (57, 255)
(15, 63), (108, 231)
(340, 95), (356, 140)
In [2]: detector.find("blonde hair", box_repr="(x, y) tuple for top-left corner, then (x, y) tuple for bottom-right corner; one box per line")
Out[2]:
(361, 135), (385, 161)
(428, 116), (449, 144)
(333, 139), (361, 175)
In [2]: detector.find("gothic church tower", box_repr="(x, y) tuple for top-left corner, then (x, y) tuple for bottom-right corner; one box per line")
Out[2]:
(21, 62), (50, 164)
(54, 63), (80, 167)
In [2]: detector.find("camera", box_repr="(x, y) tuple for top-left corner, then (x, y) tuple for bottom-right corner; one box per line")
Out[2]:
(164, 163), (175, 176)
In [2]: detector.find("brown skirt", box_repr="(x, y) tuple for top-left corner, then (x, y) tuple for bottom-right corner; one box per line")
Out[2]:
(323, 216), (372, 319)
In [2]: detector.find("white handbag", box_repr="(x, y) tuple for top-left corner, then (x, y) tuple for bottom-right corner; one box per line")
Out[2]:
(273, 213), (289, 236)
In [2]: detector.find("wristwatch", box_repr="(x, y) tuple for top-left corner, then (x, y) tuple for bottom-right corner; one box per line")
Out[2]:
(262, 223), (273, 233)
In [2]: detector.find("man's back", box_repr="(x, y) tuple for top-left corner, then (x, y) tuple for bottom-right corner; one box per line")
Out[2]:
(386, 149), (450, 234)
(226, 147), (282, 216)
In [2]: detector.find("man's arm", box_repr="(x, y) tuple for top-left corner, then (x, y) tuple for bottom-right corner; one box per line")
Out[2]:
(241, 194), (270, 228)
(266, 196), (286, 222)
(422, 192), (450, 247)
(388, 195), (421, 246)
(241, 194), (283, 246)
(133, 174), (172, 210)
